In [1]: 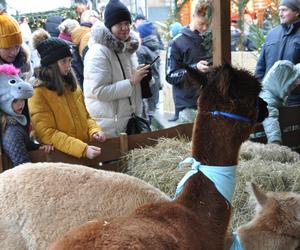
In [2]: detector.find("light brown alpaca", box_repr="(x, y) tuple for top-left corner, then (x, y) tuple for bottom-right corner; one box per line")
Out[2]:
(0, 163), (170, 250)
(49, 64), (264, 250)
(226, 183), (300, 250)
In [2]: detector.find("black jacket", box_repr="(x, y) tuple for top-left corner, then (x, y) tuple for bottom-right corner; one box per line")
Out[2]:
(165, 26), (212, 110)
(255, 19), (300, 105)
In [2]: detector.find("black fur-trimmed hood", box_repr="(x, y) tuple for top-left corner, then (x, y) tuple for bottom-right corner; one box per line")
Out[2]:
(90, 21), (139, 54)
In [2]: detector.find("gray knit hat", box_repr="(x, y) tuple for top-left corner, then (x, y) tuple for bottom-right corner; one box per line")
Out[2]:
(280, 0), (300, 11)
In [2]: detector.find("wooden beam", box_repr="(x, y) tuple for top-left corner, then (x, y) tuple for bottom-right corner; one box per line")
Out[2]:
(212, 0), (231, 66)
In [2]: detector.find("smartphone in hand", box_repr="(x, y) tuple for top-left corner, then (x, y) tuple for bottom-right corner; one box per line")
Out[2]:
(149, 56), (160, 66)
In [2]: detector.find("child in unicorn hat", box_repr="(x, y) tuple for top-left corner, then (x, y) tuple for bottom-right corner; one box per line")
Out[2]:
(0, 64), (53, 167)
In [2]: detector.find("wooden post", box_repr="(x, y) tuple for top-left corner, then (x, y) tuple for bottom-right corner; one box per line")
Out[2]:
(119, 133), (129, 171)
(212, 0), (231, 66)
(120, 133), (129, 155)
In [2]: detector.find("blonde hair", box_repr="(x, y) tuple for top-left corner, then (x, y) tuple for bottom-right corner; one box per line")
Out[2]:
(80, 10), (99, 23)
(191, 0), (212, 19)
(58, 19), (80, 34)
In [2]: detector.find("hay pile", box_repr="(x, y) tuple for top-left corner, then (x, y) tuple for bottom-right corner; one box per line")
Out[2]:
(125, 137), (191, 198)
(125, 138), (300, 230)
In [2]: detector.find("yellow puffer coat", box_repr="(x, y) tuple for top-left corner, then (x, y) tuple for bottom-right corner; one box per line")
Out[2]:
(29, 85), (102, 158)
(71, 26), (90, 57)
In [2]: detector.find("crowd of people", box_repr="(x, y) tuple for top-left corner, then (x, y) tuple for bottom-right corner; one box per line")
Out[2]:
(0, 0), (299, 167)
(0, 0), (163, 166)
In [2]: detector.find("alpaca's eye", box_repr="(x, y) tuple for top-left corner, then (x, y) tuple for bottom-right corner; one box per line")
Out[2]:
(9, 79), (16, 85)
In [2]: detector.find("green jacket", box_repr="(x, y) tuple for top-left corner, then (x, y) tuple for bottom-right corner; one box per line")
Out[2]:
(260, 60), (300, 143)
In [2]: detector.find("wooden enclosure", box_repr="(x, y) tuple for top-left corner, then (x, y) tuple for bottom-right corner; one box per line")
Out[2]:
(1, 106), (299, 173)
(1, 1), (298, 173)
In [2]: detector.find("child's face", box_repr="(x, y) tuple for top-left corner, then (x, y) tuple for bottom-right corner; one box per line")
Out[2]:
(12, 99), (25, 114)
(57, 57), (72, 76)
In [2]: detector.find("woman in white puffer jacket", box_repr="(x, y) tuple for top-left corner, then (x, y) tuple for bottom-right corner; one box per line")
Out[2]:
(83, 0), (149, 137)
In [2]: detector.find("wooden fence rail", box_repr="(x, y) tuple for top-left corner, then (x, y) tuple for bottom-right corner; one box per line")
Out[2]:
(0, 124), (194, 173)
(1, 106), (300, 173)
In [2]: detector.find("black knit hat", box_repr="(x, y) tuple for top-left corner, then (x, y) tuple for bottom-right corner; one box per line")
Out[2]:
(104, 0), (131, 29)
(36, 38), (72, 66)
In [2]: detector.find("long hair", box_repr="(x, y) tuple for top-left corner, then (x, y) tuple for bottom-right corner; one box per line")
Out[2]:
(34, 62), (78, 96)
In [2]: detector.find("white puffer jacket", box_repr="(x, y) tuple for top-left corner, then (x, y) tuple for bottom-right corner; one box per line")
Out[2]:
(84, 22), (142, 137)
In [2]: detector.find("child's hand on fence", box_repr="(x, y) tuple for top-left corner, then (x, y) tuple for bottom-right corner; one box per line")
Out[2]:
(86, 145), (101, 159)
(39, 144), (54, 153)
(92, 131), (106, 142)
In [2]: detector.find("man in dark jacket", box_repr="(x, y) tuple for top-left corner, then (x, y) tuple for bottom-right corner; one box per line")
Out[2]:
(255, 0), (300, 105)
(165, 1), (212, 121)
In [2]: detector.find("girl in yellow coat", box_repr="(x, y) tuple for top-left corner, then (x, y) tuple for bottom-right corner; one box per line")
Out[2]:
(29, 29), (106, 159)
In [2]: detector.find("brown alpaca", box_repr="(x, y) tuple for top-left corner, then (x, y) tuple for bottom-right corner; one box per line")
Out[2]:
(226, 183), (300, 250)
(49, 64), (263, 250)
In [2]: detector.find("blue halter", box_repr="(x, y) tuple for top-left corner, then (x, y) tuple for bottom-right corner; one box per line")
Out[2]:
(210, 111), (252, 124)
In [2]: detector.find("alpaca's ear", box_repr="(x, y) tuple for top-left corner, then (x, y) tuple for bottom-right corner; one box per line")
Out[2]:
(217, 63), (233, 98)
(250, 182), (268, 206)
(185, 66), (208, 88)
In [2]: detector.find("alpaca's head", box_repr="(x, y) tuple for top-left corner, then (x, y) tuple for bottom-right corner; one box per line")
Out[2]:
(245, 183), (300, 246)
(186, 64), (267, 124)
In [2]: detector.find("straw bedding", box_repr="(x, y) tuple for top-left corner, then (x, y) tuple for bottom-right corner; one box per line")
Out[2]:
(124, 138), (300, 230)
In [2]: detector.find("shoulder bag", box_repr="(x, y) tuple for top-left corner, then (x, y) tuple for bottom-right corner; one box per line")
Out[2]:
(115, 52), (151, 135)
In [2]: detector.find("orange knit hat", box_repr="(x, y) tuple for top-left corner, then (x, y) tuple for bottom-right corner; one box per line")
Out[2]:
(0, 11), (22, 49)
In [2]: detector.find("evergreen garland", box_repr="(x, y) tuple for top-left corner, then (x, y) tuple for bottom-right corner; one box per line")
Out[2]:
(13, 5), (82, 31)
